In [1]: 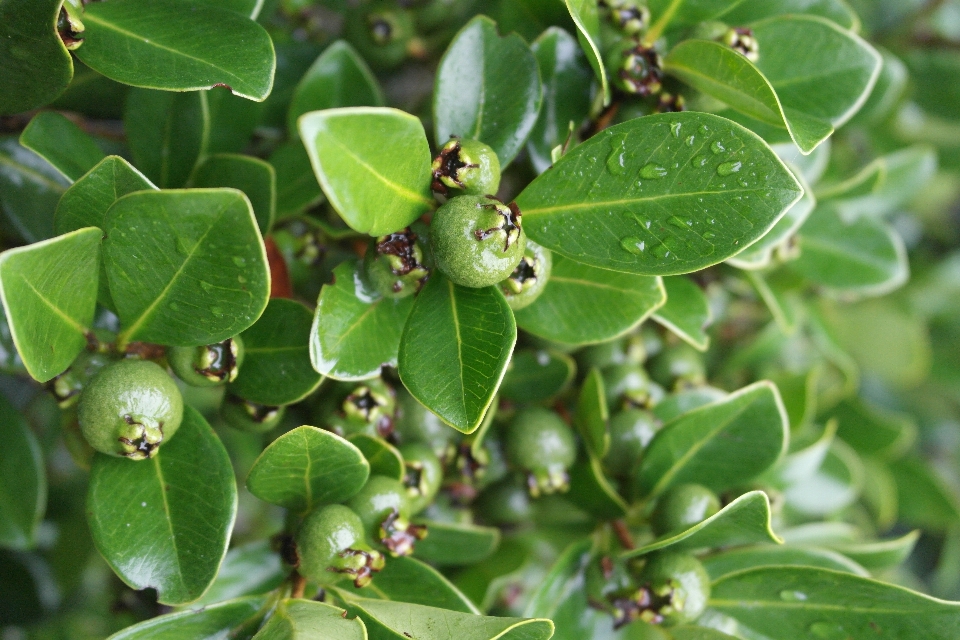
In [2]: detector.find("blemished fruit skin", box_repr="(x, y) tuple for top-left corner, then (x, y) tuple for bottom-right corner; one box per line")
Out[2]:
(399, 443), (443, 514)
(638, 552), (711, 626)
(431, 138), (501, 196)
(78, 359), (184, 460)
(295, 504), (384, 588)
(430, 195), (526, 288)
(505, 407), (577, 496)
(499, 240), (552, 311)
(650, 483), (721, 536)
(168, 336), (244, 387)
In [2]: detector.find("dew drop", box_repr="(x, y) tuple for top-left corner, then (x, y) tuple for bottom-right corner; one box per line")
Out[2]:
(691, 155), (710, 168)
(210, 306), (224, 317)
(670, 121), (682, 137)
(685, 135), (695, 146)
(620, 237), (646, 255)
(169, 302), (179, 311)
(238, 275), (247, 283)
(667, 216), (690, 230)
(606, 134), (629, 175)
(699, 124), (710, 134)
(703, 231), (716, 239)
(808, 622), (847, 639)
(176, 238), (190, 255)
(232, 256), (246, 267)
(717, 161), (742, 176)
(200, 281), (214, 293)
(779, 590), (807, 602)
(738, 177), (750, 187)
(652, 243), (671, 258)
(640, 164), (668, 179)
(711, 140), (726, 154)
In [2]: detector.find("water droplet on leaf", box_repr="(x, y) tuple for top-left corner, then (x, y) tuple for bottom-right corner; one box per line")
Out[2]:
(232, 256), (246, 267)
(685, 135), (695, 146)
(711, 140), (726, 154)
(808, 622), (847, 639)
(691, 155), (709, 168)
(717, 161), (742, 176)
(780, 590), (807, 602)
(670, 122), (682, 137)
(606, 134), (629, 175)
(640, 164), (668, 179)
(620, 237), (646, 255)
(210, 306), (224, 317)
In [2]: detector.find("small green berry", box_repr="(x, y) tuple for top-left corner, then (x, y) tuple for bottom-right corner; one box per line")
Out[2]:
(431, 195), (526, 288)
(399, 443), (443, 514)
(394, 390), (458, 460)
(220, 395), (285, 433)
(475, 478), (532, 526)
(48, 350), (117, 408)
(431, 138), (501, 196)
(362, 228), (430, 299)
(346, 475), (427, 556)
(296, 504), (385, 588)
(505, 407), (577, 497)
(607, 39), (663, 96)
(346, 1), (416, 68)
(78, 359), (184, 460)
(168, 337), (244, 388)
(603, 408), (659, 477)
(650, 483), (721, 536)
(602, 0), (651, 36)
(603, 363), (653, 408)
(499, 240), (552, 311)
(637, 552), (710, 626)
(649, 343), (706, 389)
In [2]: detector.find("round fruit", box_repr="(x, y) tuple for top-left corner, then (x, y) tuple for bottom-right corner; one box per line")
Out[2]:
(505, 407), (577, 497)
(430, 195), (526, 288)
(606, 39), (663, 96)
(394, 390), (458, 460)
(346, 474), (427, 556)
(220, 395), (285, 433)
(78, 359), (184, 460)
(400, 443), (443, 514)
(345, 1), (415, 68)
(603, 363), (653, 408)
(603, 0), (651, 35)
(649, 343), (706, 389)
(49, 349), (117, 408)
(637, 552), (710, 626)
(296, 504), (384, 588)
(603, 409), (659, 477)
(431, 138), (501, 196)
(651, 484), (721, 536)
(168, 336), (244, 387)
(475, 478), (532, 526)
(362, 227), (431, 298)
(499, 240), (552, 310)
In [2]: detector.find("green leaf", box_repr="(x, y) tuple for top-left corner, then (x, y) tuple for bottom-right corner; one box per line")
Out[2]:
(104, 189), (270, 347)
(652, 276), (712, 351)
(563, 0), (609, 105)
(0, 0), (73, 115)
(0, 395), (46, 550)
(191, 154), (276, 235)
(434, 16), (542, 166)
(0, 138), (69, 243)
(342, 595), (552, 640)
(514, 255), (666, 345)
(195, 0), (265, 19)
(702, 545), (869, 581)
(889, 457), (960, 531)
(55, 156), (156, 235)
(792, 203), (908, 296)
(348, 434), (404, 481)
(87, 407), (237, 606)
(398, 276), (516, 434)
(528, 27), (593, 174)
(288, 40), (384, 137)
(636, 381), (789, 498)
(652, 386), (728, 423)
(765, 419), (835, 488)
(710, 566), (960, 639)
(299, 107), (434, 236)
(832, 397), (916, 459)
(19, 112), (105, 182)
(566, 455), (628, 520)
(246, 425), (370, 514)
(646, 0), (744, 35)
(206, 86), (266, 155)
(412, 521), (501, 566)
(270, 141), (324, 220)
(719, 0), (860, 31)
(230, 298), (322, 406)
(826, 531), (920, 571)
(782, 440), (863, 517)
(107, 595), (266, 640)
(124, 89), (208, 189)
(190, 541), (284, 608)
(76, 0), (276, 101)
(515, 112), (803, 275)
(253, 599), (367, 640)
(352, 556), (479, 614)
(0, 228), (100, 382)
(623, 491), (780, 558)
(310, 261), (414, 382)
(500, 349), (576, 403)
(574, 367), (609, 458)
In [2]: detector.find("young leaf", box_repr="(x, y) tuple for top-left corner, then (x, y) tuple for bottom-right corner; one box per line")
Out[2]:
(348, 434), (404, 481)
(352, 556), (480, 614)
(288, 40), (384, 137)
(191, 154), (277, 235)
(299, 107), (434, 236)
(0, 138), (69, 243)
(0, 0), (73, 115)
(124, 89), (208, 189)
(398, 276), (516, 434)
(246, 426), (370, 514)
(636, 381), (789, 498)
(515, 112), (804, 275)
(0, 228), (100, 382)
(574, 368), (609, 458)
(434, 16), (543, 166)
(310, 261), (414, 382)
(528, 27), (593, 174)
(230, 299), (322, 406)
(413, 521), (501, 566)
(87, 407), (237, 606)
(652, 276), (712, 351)
(104, 189), (270, 347)
(563, 0), (609, 105)
(107, 595), (267, 640)
(514, 255), (666, 345)
(710, 566), (960, 639)
(500, 349), (576, 403)
(703, 545), (869, 582)
(0, 395), (46, 550)
(252, 599), (367, 640)
(19, 112), (105, 182)
(55, 156), (157, 235)
(622, 491), (781, 558)
(76, 0), (276, 101)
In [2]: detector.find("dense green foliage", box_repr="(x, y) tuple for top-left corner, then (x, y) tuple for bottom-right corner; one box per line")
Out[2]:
(1, 0), (960, 638)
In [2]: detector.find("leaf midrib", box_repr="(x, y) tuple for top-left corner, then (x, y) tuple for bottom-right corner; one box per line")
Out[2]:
(523, 187), (788, 216)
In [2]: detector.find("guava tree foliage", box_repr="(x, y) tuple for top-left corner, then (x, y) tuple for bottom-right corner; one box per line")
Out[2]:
(1, 0), (960, 638)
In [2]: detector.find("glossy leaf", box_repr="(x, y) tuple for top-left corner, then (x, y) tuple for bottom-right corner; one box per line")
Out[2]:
(0, 395), (46, 550)
(124, 89), (208, 189)
(55, 156), (156, 235)
(310, 261), (414, 381)
(87, 407), (237, 605)
(0, 138), (69, 243)
(413, 521), (501, 566)
(563, 0), (609, 104)
(253, 599), (367, 640)
(104, 189), (270, 347)
(574, 368), (609, 458)
(652, 386), (728, 423)
(766, 420), (835, 488)
(299, 107), (434, 236)
(348, 434), (404, 481)
(711, 566), (960, 639)
(646, 0), (744, 35)
(0, 228), (100, 382)
(270, 141), (323, 220)
(719, 0), (860, 31)
(500, 349), (576, 403)
(652, 276), (712, 351)
(703, 545), (869, 581)
(623, 491), (780, 558)
(528, 27), (593, 174)
(288, 40), (384, 136)
(434, 16), (543, 166)
(398, 276), (516, 434)
(76, 0), (276, 101)
(514, 255), (666, 345)
(246, 426), (369, 513)
(782, 441), (863, 517)
(108, 596), (266, 640)
(191, 154), (276, 235)
(832, 397), (916, 459)
(827, 531), (920, 571)
(206, 86), (266, 154)
(191, 541), (284, 608)
(0, 0), (73, 115)
(19, 112), (105, 182)
(636, 381), (789, 498)
(566, 456), (628, 520)
(889, 458), (960, 532)
(515, 112), (803, 275)
(230, 299), (322, 406)
(353, 556), (479, 614)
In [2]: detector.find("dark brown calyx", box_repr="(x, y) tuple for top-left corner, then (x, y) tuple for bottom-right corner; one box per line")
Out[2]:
(194, 339), (239, 383)
(330, 548), (385, 588)
(656, 93), (686, 113)
(618, 44), (663, 96)
(722, 27), (759, 62)
(236, 397), (282, 424)
(504, 256), (539, 294)
(431, 138), (478, 195)
(58, 7), (84, 50)
(475, 198), (522, 251)
(376, 228), (426, 276)
(607, 583), (677, 629)
(378, 509), (428, 557)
